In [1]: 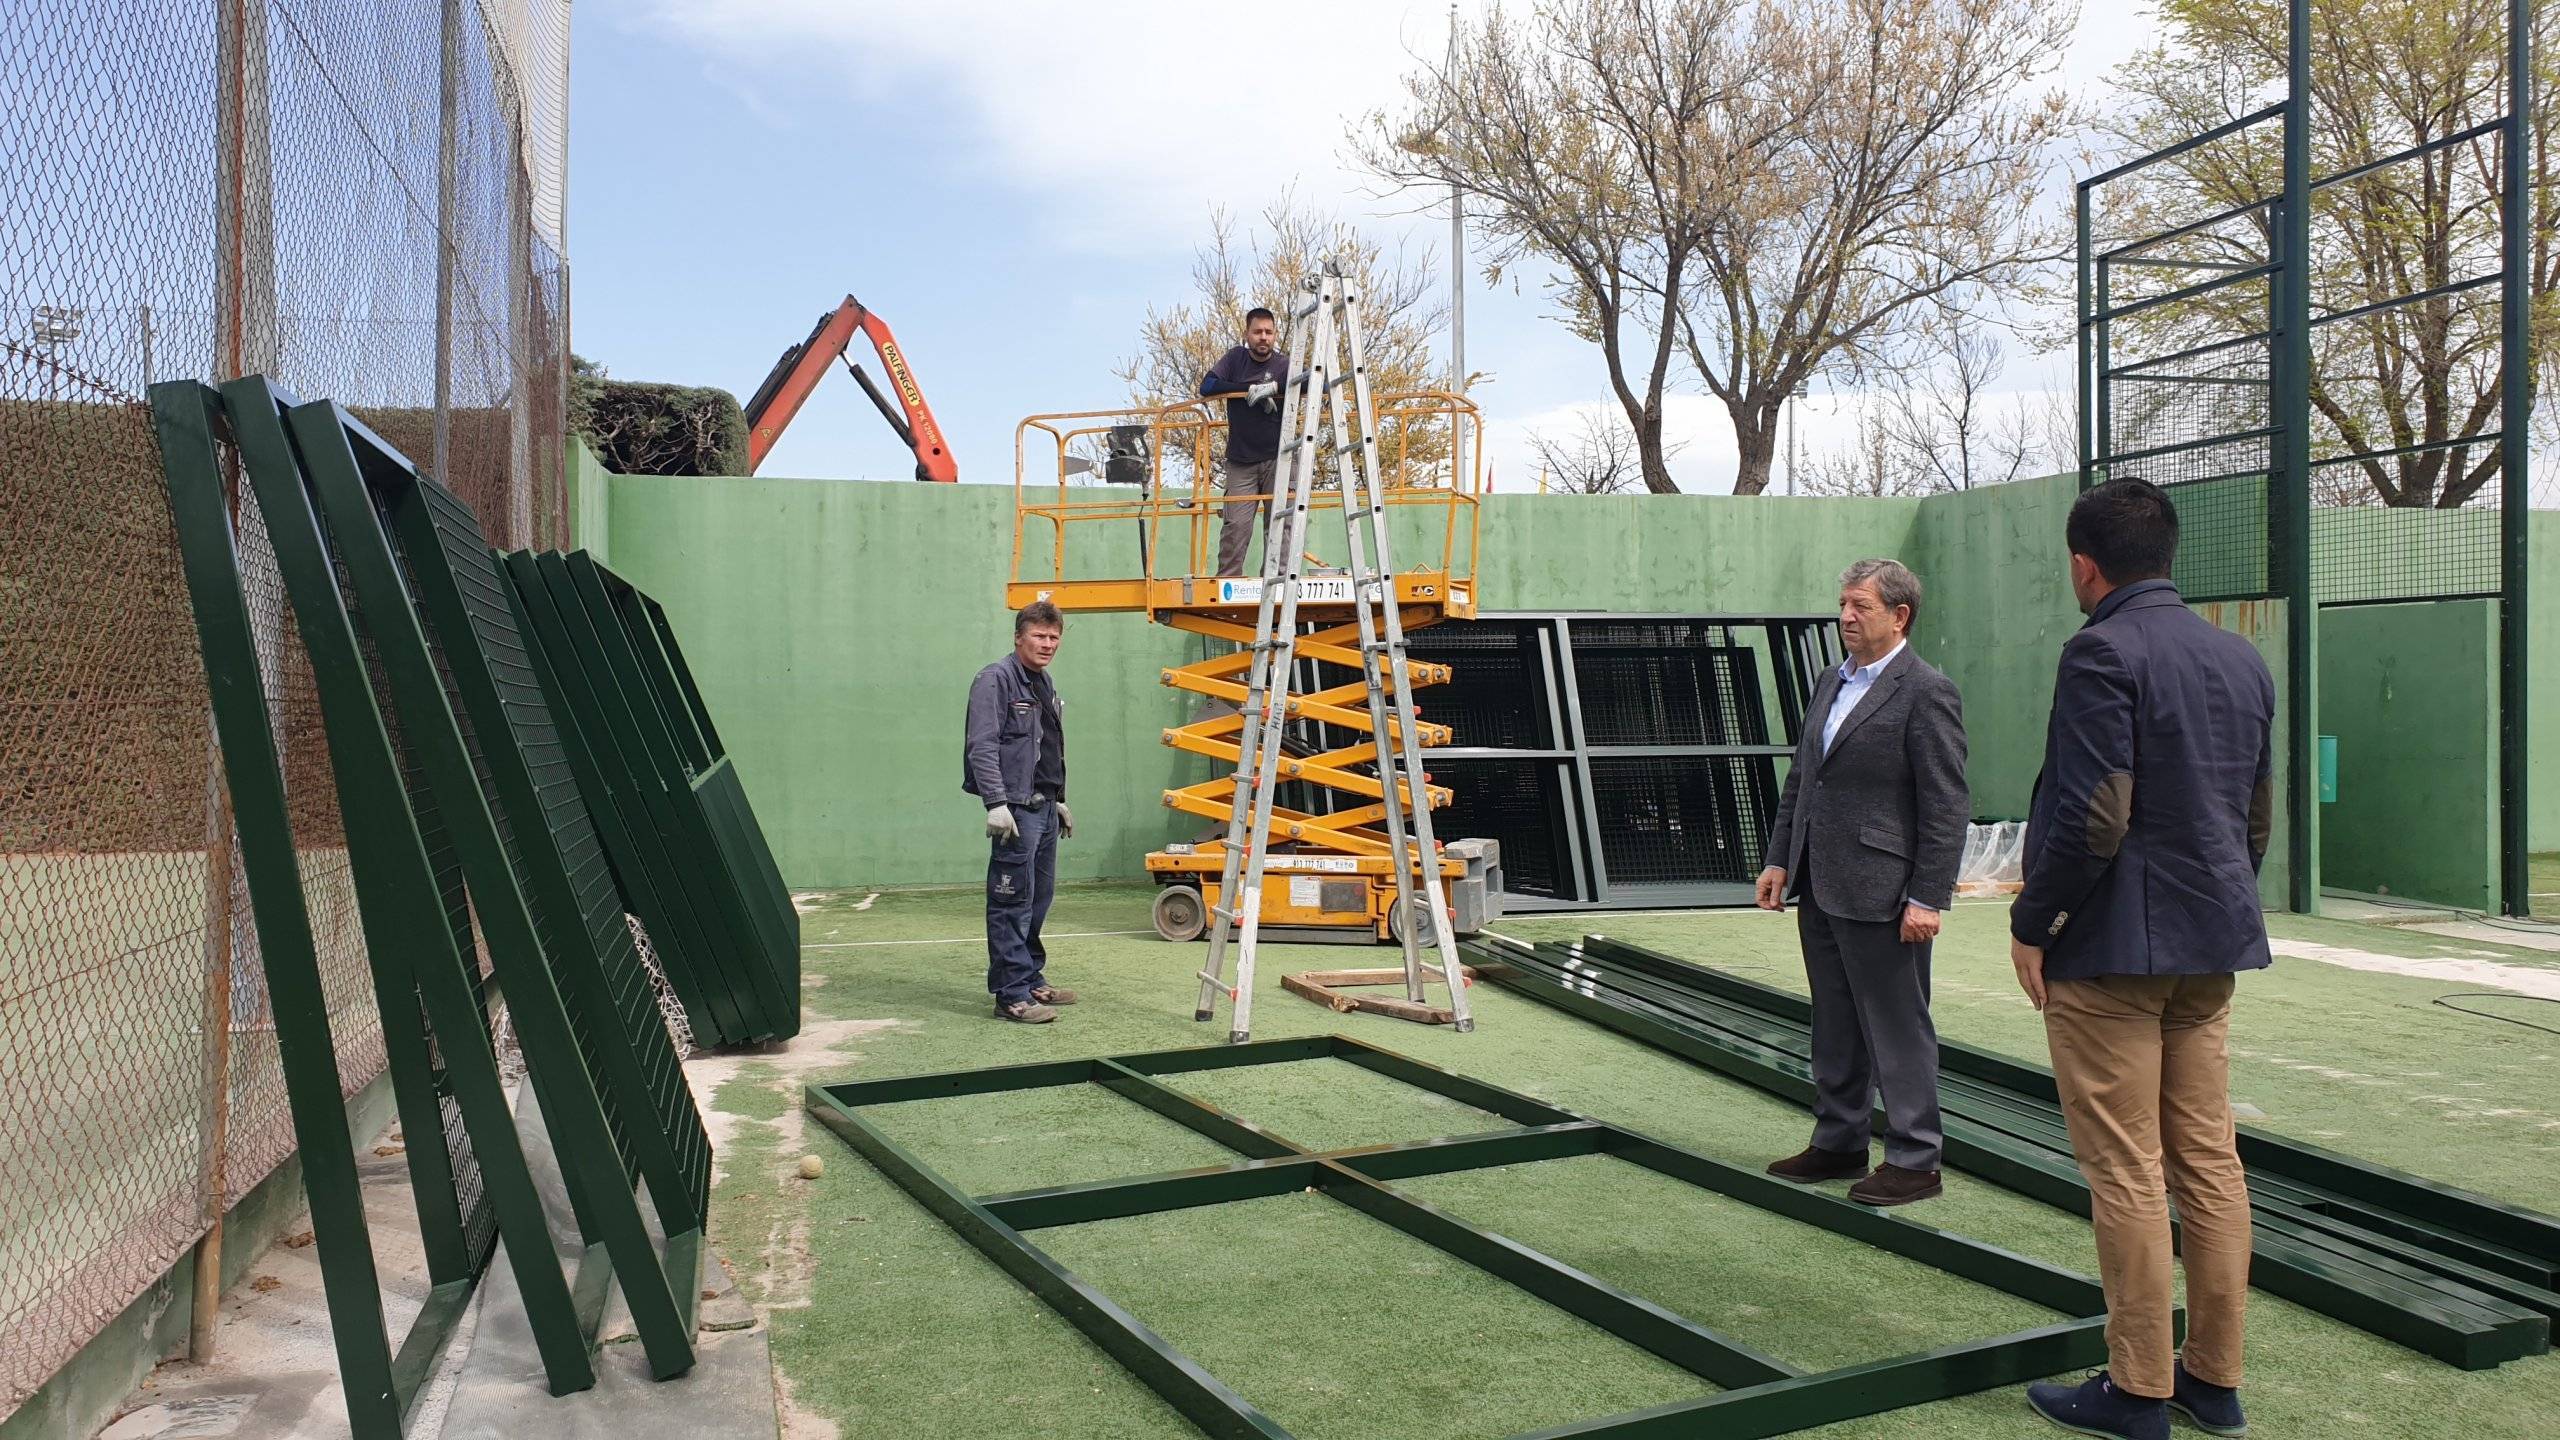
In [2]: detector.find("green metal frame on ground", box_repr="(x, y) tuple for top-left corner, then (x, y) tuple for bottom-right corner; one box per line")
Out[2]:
(154, 380), (592, 1429)
(805, 1033), (2121, 1439)
(1464, 932), (2559, 1370)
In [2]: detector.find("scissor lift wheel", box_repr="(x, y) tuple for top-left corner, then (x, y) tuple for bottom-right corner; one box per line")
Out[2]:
(1152, 884), (1206, 943)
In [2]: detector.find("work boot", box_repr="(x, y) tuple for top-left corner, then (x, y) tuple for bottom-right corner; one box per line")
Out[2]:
(993, 999), (1058, 1024)
(1030, 984), (1079, 1006)
(1849, 1163), (1943, 1207)
(2025, 1371), (2169, 1440)
(1764, 1145), (1870, 1184)
(2168, 1360), (2246, 1436)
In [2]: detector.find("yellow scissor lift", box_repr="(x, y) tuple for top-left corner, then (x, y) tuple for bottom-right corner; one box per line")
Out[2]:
(1009, 391), (1497, 948)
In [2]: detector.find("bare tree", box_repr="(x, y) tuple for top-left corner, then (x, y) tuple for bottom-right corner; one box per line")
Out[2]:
(1796, 403), (1909, 495)
(1874, 310), (2041, 491)
(1680, 0), (2080, 494)
(1360, 0), (1768, 493)
(1524, 408), (1684, 492)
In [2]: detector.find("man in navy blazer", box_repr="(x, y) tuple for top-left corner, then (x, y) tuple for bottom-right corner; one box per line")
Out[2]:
(2013, 478), (2272, 1440)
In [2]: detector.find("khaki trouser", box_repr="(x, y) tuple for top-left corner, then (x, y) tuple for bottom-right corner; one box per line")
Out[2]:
(1215, 457), (1284, 577)
(2044, 973), (2251, 1398)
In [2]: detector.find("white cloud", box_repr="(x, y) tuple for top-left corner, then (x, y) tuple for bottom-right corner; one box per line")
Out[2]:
(633, 0), (1475, 252)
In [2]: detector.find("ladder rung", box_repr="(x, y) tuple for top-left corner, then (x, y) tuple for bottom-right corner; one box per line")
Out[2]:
(1194, 971), (1240, 996)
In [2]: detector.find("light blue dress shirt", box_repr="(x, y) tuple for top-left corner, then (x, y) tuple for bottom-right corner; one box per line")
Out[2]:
(1818, 640), (1935, 914)
(1822, 640), (1906, 755)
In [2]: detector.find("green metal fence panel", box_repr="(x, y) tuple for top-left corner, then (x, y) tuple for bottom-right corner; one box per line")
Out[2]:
(500, 551), (741, 1045)
(806, 1034), (2116, 1439)
(559, 553), (799, 1032)
(279, 396), (705, 1379)
(208, 377), (610, 1395)
(497, 550), (799, 1043)
(155, 382), (501, 1430)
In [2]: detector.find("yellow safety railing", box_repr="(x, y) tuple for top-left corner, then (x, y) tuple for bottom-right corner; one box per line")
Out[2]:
(1008, 390), (1486, 615)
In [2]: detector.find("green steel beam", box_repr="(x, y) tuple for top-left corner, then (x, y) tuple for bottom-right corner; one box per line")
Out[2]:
(1510, 1318), (2110, 1439)
(981, 1125), (1613, 1231)
(805, 1035), (2129, 1438)
(1468, 938), (2552, 1368)
(2280, 0), (2319, 912)
(804, 1093), (1292, 1440)
(2501, 0), (2533, 916)
(1313, 1160), (1805, 1389)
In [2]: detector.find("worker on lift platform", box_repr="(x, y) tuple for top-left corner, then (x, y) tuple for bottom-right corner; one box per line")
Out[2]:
(963, 601), (1079, 1024)
(1199, 307), (1292, 576)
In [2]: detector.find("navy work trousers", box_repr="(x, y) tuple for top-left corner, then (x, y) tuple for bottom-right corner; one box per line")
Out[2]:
(985, 801), (1059, 1005)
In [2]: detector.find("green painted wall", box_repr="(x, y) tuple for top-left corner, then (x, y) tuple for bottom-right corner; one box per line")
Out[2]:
(602, 463), (2538, 897)
(568, 436), (612, 563)
(2319, 601), (2500, 910)
(603, 476), (1200, 887)
(603, 479), (1923, 887)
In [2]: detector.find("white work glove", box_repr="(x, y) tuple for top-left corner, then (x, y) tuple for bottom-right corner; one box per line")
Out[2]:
(1057, 802), (1074, 838)
(985, 804), (1019, 843)
(1245, 379), (1279, 414)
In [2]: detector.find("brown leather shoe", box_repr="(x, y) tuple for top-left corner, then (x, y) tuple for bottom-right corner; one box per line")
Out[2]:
(993, 999), (1058, 1024)
(1031, 984), (1079, 1006)
(1849, 1163), (1942, 1206)
(1765, 1145), (1871, 1184)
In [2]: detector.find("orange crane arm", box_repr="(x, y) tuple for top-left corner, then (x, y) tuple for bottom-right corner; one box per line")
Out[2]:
(742, 295), (957, 481)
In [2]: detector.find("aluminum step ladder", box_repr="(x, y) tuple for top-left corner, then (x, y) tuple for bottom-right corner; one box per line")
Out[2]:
(1192, 263), (1474, 1042)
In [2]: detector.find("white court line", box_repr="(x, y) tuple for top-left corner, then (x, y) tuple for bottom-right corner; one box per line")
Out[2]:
(804, 928), (1155, 950)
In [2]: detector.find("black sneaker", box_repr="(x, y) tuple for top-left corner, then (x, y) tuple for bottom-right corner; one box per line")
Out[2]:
(2026, 1371), (2169, 1440)
(2168, 1360), (2246, 1436)
(993, 999), (1058, 1024)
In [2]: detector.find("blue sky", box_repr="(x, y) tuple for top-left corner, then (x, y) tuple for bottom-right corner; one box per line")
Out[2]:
(570, 2), (2153, 492)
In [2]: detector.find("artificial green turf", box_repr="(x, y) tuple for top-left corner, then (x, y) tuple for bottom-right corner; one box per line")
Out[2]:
(858, 1082), (1243, 1196)
(1391, 1154), (2060, 1373)
(725, 882), (2560, 1439)
(1151, 1056), (1513, 1154)
(1038, 1191), (1711, 1439)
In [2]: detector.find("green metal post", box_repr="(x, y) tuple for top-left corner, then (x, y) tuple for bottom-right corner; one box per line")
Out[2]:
(2077, 183), (2095, 483)
(2501, 0), (2533, 915)
(2281, 0), (2319, 913)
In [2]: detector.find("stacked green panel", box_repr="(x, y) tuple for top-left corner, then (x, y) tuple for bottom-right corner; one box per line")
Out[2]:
(499, 550), (800, 1046)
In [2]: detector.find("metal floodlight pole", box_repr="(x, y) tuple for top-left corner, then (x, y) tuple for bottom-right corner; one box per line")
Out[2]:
(2280, 0), (2318, 914)
(2500, 0), (2532, 915)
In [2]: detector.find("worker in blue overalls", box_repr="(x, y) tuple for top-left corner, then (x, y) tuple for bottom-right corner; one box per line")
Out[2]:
(963, 601), (1078, 1023)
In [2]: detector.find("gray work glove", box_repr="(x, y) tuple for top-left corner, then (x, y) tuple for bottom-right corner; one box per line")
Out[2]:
(1245, 379), (1279, 414)
(1056, 802), (1074, 838)
(985, 804), (1019, 843)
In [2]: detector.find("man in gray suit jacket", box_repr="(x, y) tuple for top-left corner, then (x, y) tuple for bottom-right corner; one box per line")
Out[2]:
(1754, 558), (1968, 1206)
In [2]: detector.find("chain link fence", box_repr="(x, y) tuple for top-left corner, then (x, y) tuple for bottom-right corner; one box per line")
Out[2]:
(0, 0), (570, 1414)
